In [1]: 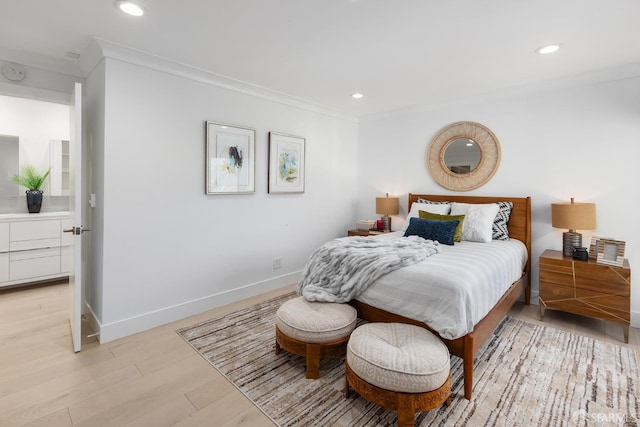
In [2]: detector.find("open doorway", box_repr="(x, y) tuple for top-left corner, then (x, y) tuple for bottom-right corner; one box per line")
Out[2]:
(0, 93), (87, 351)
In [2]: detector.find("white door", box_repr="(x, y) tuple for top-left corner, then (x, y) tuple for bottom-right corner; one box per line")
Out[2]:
(66, 82), (84, 352)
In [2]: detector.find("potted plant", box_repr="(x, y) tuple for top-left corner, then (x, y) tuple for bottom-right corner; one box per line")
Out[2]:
(10, 164), (51, 213)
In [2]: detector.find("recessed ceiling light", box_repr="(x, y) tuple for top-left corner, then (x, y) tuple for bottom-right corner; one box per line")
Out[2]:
(536, 44), (561, 55)
(352, 93), (364, 99)
(115, 1), (146, 16)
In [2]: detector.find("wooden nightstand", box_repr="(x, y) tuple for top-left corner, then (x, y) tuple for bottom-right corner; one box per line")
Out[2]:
(538, 249), (631, 343)
(347, 229), (386, 237)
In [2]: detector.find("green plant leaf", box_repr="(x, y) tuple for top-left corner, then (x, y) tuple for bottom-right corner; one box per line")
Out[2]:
(9, 164), (51, 190)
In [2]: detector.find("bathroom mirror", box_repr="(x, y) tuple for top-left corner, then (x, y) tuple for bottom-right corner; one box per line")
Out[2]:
(427, 121), (501, 191)
(0, 134), (19, 196)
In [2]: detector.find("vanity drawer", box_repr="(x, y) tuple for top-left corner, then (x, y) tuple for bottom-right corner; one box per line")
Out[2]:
(10, 220), (60, 241)
(0, 223), (8, 253)
(10, 247), (61, 261)
(0, 253), (8, 282)
(10, 238), (61, 252)
(10, 255), (61, 281)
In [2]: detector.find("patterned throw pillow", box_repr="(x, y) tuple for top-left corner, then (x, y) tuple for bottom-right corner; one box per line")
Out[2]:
(403, 217), (459, 246)
(492, 201), (513, 240)
(417, 198), (450, 206)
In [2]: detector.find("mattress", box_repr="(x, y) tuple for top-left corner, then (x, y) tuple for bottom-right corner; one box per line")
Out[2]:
(355, 232), (528, 340)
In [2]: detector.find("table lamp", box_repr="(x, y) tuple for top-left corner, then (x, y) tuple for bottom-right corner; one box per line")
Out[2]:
(551, 198), (596, 257)
(376, 193), (399, 232)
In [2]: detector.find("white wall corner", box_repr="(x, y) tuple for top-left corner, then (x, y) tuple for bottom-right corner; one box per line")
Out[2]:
(95, 271), (301, 344)
(84, 300), (101, 344)
(78, 38), (106, 78)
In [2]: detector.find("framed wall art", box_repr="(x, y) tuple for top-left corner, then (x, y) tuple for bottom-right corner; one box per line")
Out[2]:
(206, 121), (255, 194)
(268, 132), (305, 193)
(595, 238), (626, 267)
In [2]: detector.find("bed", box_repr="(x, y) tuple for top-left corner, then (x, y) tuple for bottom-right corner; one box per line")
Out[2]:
(348, 194), (531, 400)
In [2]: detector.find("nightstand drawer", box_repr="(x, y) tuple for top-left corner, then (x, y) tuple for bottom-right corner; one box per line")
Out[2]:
(539, 267), (573, 287)
(574, 263), (630, 295)
(539, 282), (574, 301)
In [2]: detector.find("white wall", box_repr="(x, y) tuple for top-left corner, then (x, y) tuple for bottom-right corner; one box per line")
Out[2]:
(0, 94), (70, 212)
(89, 56), (359, 341)
(357, 69), (640, 326)
(0, 95), (69, 182)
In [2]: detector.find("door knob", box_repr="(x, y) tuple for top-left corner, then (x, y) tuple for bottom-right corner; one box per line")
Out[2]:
(63, 226), (91, 235)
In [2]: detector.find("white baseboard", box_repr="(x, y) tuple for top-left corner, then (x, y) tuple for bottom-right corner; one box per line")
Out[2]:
(631, 310), (640, 329)
(83, 275), (639, 345)
(89, 271), (300, 344)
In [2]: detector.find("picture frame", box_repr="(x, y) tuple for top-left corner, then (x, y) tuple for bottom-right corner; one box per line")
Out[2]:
(588, 237), (600, 260)
(268, 132), (306, 193)
(206, 121), (255, 194)
(595, 238), (626, 267)
(588, 235), (612, 260)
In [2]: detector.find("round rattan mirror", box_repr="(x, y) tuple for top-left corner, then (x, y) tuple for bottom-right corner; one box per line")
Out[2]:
(427, 121), (501, 191)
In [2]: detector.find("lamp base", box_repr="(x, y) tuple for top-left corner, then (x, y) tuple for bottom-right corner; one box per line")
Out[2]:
(381, 216), (391, 232)
(562, 231), (582, 257)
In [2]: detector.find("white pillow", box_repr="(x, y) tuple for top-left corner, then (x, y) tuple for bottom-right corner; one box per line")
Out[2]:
(449, 202), (500, 243)
(400, 201), (451, 234)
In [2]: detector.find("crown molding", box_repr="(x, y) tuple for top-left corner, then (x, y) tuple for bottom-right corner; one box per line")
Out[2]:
(80, 37), (356, 122)
(0, 46), (83, 78)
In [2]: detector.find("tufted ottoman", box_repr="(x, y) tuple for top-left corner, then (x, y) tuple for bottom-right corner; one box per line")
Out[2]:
(345, 323), (451, 427)
(275, 296), (357, 379)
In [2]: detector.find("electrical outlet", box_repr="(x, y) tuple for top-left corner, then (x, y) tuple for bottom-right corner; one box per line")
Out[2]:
(273, 257), (282, 269)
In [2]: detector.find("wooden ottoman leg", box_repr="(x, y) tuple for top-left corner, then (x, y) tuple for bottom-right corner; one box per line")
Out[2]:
(306, 343), (320, 379)
(397, 398), (416, 427)
(344, 374), (350, 398)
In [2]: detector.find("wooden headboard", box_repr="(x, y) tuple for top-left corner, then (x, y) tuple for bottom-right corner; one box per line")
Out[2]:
(408, 194), (532, 280)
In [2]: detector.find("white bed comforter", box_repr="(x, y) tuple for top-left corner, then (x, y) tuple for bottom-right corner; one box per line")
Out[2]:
(355, 232), (528, 340)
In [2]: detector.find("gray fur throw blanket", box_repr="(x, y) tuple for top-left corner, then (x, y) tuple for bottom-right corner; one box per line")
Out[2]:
(297, 235), (441, 303)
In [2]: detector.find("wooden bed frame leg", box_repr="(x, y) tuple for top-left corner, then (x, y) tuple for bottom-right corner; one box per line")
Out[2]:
(463, 334), (474, 400)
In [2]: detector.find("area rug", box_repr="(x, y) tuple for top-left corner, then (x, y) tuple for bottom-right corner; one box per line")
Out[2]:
(177, 293), (639, 426)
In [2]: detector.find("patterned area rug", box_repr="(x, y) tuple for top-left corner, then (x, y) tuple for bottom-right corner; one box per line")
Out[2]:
(177, 293), (639, 426)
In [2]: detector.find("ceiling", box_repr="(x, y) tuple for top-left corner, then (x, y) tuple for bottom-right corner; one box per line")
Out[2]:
(2, 0), (640, 117)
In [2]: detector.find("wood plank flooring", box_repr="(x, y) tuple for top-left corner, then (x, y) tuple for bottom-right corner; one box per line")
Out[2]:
(0, 281), (638, 426)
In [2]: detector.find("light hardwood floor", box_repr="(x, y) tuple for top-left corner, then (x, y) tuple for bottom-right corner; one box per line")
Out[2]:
(0, 281), (638, 426)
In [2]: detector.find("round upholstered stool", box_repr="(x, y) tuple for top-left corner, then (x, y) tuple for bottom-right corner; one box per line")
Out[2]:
(275, 296), (357, 379)
(345, 323), (451, 427)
